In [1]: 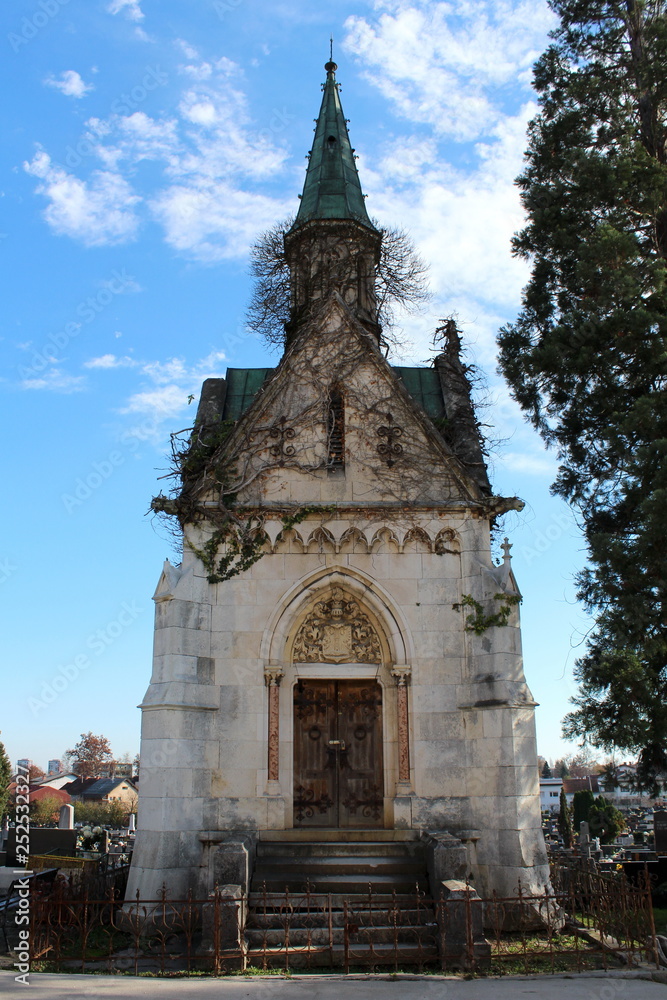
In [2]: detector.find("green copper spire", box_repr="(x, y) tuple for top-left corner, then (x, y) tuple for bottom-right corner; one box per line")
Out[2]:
(293, 59), (375, 230)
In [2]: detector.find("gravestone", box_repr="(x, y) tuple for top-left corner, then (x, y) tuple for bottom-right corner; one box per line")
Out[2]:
(579, 820), (591, 858)
(654, 810), (667, 856)
(58, 804), (74, 829)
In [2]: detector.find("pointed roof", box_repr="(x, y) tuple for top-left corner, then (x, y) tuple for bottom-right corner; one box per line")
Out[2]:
(292, 60), (376, 231)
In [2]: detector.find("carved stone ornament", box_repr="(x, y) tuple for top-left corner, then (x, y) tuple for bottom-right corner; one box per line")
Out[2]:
(391, 664), (412, 686)
(292, 588), (382, 664)
(264, 665), (284, 686)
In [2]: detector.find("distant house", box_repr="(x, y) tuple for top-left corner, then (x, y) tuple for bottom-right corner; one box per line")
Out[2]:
(28, 785), (71, 807)
(599, 762), (667, 805)
(539, 778), (563, 813)
(34, 771), (79, 791)
(79, 778), (138, 807)
(61, 777), (99, 800)
(562, 776), (599, 804)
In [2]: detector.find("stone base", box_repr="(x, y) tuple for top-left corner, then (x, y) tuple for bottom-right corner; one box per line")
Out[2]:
(438, 879), (491, 971)
(199, 834), (256, 896)
(422, 831), (469, 897)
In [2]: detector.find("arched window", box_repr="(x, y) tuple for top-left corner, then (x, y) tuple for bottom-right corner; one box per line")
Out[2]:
(327, 387), (345, 468)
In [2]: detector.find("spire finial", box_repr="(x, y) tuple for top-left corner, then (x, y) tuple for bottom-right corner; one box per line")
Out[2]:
(325, 36), (337, 76)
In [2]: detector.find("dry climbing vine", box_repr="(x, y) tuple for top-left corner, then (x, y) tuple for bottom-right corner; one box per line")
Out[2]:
(150, 311), (511, 583)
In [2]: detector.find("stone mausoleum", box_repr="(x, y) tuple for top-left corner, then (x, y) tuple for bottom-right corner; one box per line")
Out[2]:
(126, 59), (549, 910)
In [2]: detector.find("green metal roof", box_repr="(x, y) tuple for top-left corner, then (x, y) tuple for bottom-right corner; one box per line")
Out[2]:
(392, 367), (445, 421)
(223, 368), (274, 421)
(292, 61), (375, 230)
(223, 366), (444, 422)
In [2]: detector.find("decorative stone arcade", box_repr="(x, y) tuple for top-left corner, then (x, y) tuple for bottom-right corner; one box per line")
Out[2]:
(126, 59), (550, 906)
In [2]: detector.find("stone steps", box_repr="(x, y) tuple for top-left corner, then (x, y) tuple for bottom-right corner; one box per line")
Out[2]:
(252, 836), (430, 894)
(254, 856), (426, 876)
(251, 874), (430, 894)
(257, 829), (421, 843)
(245, 924), (437, 948)
(256, 841), (424, 858)
(246, 905), (435, 927)
(248, 892), (432, 909)
(245, 835), (438, 967)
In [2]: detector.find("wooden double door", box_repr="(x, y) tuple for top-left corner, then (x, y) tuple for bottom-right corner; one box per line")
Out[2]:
(293, 680), (384, 828)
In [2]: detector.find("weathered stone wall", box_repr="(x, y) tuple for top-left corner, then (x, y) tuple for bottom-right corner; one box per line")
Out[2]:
(127, 509), (548, 901)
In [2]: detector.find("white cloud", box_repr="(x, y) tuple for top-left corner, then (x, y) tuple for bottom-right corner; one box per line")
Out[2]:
(122, 384), (188, 417)
(150, 182), (289, 263)
(44, 70), (94, 99)
(21, 370), (86, 393)
(84, 354), (136, 369)
(107, 0), (144, 21)
(175, 39), (200, 61)
(344, 0), (555, 140)
(337, 1), (555, 365)
(25, 55), (289, 258)
(24, 150), (140, 246)
(99, 112), (180, 168)
(502, 450), (557, 476)
(358, 107), (534, 362)
(121, 350), (228, 426)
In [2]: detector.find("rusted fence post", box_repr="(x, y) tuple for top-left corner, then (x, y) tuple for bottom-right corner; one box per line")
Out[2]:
(201, 884), (245, 971)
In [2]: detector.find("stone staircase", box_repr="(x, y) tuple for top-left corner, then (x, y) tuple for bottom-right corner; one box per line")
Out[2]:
(245, 830), (439, 968)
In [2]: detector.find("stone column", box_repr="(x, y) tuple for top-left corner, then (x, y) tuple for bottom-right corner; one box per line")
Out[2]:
(392, 665), (412, 787)
(264, 664), (284, 791)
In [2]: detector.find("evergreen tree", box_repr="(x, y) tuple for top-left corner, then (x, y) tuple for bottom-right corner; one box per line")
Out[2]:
(588, 794), (625, 843)
(555, 758), (571, 779)
(572, 788), (597, 831)
(498, 0), (667, 792)
(558, 787), (573, 847)
(542, 760), (553, 778)
(0, 741), (11, 822)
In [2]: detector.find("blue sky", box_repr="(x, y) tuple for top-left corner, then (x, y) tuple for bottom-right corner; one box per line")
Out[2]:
(2, 0), (596, 773)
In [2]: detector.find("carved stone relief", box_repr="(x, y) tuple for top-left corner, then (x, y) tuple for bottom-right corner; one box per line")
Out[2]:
(292, 588), (382, 664)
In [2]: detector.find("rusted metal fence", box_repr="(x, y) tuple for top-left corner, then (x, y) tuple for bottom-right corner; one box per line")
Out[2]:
(16, 864), (662, 976)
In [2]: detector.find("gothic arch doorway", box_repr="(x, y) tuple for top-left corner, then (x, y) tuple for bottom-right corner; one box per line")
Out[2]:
(293, 680), (384, 828)
(290, 586), (386, 828)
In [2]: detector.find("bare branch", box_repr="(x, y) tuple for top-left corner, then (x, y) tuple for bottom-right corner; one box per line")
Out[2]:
(246, 218), (430, 353)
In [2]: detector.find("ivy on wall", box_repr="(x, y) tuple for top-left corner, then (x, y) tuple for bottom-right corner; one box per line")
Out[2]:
(187, 505), (334, 584)
(453, 592), (521, 634)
